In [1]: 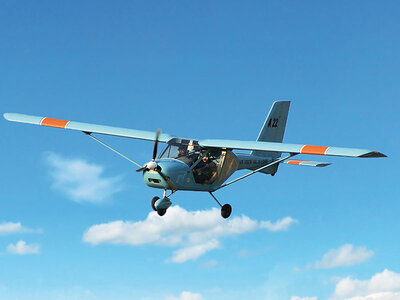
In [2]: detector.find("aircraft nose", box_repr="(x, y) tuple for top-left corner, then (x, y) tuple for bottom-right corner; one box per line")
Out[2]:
(143, 170), (168, 188)
(143, 159), (188, 190)
(143, 160), (176, 189)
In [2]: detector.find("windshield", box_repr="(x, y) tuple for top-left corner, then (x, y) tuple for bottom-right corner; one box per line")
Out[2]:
(159, 144), (202, 166)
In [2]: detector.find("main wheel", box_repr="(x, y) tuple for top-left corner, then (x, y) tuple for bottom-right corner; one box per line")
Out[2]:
(157, 208), (167, 216)
(221, 204), (232, 219)
(151, 196), (159, 211)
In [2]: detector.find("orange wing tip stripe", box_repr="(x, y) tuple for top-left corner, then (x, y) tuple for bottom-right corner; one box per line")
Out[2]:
(286, 160), (303, 165)
(40, 117), (70, 129)
(300, 145), (329, 155)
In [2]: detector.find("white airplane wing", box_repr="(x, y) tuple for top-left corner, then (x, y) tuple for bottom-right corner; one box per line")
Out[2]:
(4, 113), (386, 158)
(4, 113), (174, 143)
(198, 139), (386, 158)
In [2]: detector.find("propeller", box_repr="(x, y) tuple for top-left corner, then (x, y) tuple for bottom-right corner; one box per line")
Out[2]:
(136, 129), (161, 172)
(152, 129), (160, 161)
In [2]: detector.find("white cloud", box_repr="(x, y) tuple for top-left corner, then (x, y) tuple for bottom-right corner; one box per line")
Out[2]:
(169, 239), (220, 263)
(331, 269), (400, 300)
(291, 297), (318, 300)
(83, 206), (297, 262)
(0, 222), (40, 235)
(7, 240), (40, 255)
(46, 152), (123, 203)
(315, 244), (374, 269)
(165, 291), (203, 300)
(260, 216), (298, 231)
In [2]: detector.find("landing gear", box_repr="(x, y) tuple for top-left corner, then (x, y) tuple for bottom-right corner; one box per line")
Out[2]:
(151, 191), (232, 219)
(151, 190), (176, 217)
(209, 192), (232, 219)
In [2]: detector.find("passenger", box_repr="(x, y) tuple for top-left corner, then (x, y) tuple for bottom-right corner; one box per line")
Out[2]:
(193, 152), (217, 184)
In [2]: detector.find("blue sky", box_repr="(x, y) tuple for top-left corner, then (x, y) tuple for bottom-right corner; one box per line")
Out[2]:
(1, 1), (399, 299)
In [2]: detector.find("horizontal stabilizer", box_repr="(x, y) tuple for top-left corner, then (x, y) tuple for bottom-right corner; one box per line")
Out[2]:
(284, 160), (331, 167)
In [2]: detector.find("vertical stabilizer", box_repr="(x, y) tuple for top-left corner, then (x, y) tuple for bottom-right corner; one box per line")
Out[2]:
(251, 101), (290, 158)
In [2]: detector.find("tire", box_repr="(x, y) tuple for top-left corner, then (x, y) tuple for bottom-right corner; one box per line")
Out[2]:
(151, 196), (160, 211)
(221, 204), (232, 219)
(157, 209), (167, 216)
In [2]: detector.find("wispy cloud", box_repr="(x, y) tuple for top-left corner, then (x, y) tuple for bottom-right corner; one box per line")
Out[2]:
(260, 216), (298, 231)
(83, 206), (297, 263)
(45, 152), (124, 203)
(202, 260), (218, 268)
(291, 297), (318, 300)
(236, 245), (271, 259)
(0, 222), (41, 235)
(7, 240), (40, 255)
(165, 291), (203, 300)
(315, 244), (374, 269)
(331, 269), (400, 300)
(169, 239), (220, 263)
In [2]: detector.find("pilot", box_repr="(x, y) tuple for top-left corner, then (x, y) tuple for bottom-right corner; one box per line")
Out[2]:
(175, 145), (192, 165)
(176, 146), (187, 158)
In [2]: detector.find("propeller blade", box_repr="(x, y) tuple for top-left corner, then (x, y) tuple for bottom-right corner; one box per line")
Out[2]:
(137, 129), (161, 173)
(152, 129), (161, 161)
(156, 169), (169, 183)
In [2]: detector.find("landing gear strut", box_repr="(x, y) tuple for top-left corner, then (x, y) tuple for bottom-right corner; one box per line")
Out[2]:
(209, 192), (232, 219)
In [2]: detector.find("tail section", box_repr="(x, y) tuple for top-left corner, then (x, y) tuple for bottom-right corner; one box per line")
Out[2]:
(251, 101), (291, 159)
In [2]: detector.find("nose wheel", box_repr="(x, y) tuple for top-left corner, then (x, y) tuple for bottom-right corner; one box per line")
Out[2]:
(151, 190), (176, 217)
(151, 196), (170, 216)
(156, 208), (167, 216)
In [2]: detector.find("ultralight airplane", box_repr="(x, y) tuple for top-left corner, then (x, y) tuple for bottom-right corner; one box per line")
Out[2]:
(4, 101), (386, 218)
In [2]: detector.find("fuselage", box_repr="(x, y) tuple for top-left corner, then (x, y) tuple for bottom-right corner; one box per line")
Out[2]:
(143, 151), (276, 192)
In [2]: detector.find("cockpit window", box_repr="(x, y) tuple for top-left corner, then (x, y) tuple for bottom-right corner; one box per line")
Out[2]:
(159, 145), (180, 159)
(160, 145), (219, 165)
(160, 144), (201, 164)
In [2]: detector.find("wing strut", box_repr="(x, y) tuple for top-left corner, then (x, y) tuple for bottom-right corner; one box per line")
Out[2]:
(216, 153), (297, 190)
(83, 132), (143, 168)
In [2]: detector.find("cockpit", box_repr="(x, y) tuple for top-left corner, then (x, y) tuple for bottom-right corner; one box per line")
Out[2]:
(159, 144), (201, 165)
(159, 140), (238, 186)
